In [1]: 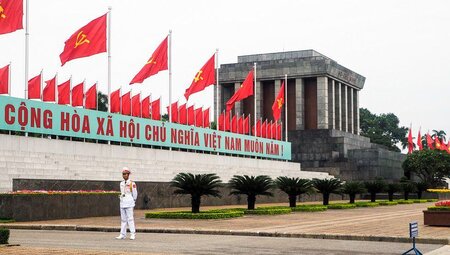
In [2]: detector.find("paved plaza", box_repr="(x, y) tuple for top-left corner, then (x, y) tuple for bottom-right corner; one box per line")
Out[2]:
(1, 201), (450, 254)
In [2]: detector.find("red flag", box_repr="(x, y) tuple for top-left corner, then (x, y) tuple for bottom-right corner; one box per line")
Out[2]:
(43, 75), (56, 102)
(28, 73), (41, 99)
(252, 120), (262, 137)
(417, 130), (423, 151)
(57, 79), (70, 105)
(203, 108), (210, 128)
(441, 141), (448, 152)
(0, 0), (23, 35)
(187, 106), (195, 125)
(71, 82), (84, 107)
(184, 54), (215, 100)
(231, 115), (237, 133)
(261, 120), (267, 138)
(141, 96), (150, 118)
(218, 112), (224, 131)
(85, 83), (97, 109)
(151, 98), (161, 120)
(435, 137), (443, 151)
(271, 122), (277, 140)
(60, 14), (107, 66)
(267, 121), (273, 139)
(426, 133), (434, 149)
(0, 64), (9, 94)
(238, 116), (244, 134)
(277, 123), (282, 140)
(225, 111), (231, 131)
(243, 116), (249, 134)
(110, 88), (121, 113)
(132, 94), (141, 117)
(167, 101), (178, 123)
(272, 81), (285, 121)
(407, 128), (414, 154)
(446, 142), (450, 154)
(130, 36), (168, 84)
(179, 104), (187, 124)
(226, 70), (254, 111)
(195, 107), (203, 127)
(121, 91), (131, 116)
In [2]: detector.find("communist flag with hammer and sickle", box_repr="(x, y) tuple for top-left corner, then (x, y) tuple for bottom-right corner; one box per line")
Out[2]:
(184, 54), (215, 100)
(130, 36), (168, 85)
(59, 13), (107, 66)
(271, 81), (285, 122)
(0, 0), (23, 35)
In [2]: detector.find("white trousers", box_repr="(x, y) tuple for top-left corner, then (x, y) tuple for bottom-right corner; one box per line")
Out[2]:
(120, 207), (136, 236)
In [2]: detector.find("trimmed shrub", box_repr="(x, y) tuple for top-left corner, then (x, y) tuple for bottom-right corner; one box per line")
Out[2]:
(327, 203), (357, 209)
(397, 200), (414, 204)
(413, 199), (428, 203)
(379, 201), (398, 206)
(0, 228), (9, 244)
(354, 202), (380, 207)
(292, 205), (327, 212)
(427, 199), (438, 202)
(145, 210), (244, 219)
(0, 218), (15, 223)
(427, 206), (450, 211)
(244, 208), (292, 215)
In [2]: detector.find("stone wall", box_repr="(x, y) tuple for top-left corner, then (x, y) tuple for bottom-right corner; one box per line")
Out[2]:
(0, 134), (331, 193)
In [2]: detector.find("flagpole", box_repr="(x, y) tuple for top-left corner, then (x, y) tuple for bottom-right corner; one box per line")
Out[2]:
(107, 7), (112, 113)
(69, 76), (72, 106)
(215, 49), (219, 130)
(284, 74), (288, 142)
(24, 0), (29, 100)
(55, 73), (58, 104)
(168, 30), (172, 123)
(40, 69), (43, 101)
(8, 62), (11, 96)
(253, 62), (257, 137)
(95, 81), (98, 111)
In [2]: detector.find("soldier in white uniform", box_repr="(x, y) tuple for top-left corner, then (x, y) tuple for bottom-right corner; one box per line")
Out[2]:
(116, 167), (138, 240)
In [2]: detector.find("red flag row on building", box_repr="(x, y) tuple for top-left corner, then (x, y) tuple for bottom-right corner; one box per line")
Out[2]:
(26, 73), (97, 109)
(408, 127), (450, 154)
(109, 88), (161, 120)
(166, 102), (210, 128)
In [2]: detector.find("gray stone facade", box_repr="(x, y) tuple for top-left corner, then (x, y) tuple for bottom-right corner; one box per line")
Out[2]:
(217, 50), (405, 182)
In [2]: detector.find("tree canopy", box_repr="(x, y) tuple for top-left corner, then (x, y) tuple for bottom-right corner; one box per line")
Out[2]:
(402, 149), (450, 187)
(359, 108), (408, 152)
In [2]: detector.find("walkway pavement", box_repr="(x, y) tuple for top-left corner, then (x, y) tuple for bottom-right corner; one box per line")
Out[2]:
(1, 201), (450, 245)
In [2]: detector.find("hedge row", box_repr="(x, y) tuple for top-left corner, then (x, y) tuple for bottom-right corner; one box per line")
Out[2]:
(327, 203), (357, 209)
(145, 210), (244, 219)
(355, 202), (380, 207)
(427, 206), (450, 211)
(291, 205), (327, 212)
(0, 228), (9, 244)
(244, 208), (292, 215)
(378, 201), (398, 206)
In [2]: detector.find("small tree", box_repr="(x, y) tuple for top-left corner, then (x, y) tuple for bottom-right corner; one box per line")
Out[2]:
(170, 173), (222, 213)
(400, 180), (417, 200)
(416, 181), (428, 200)
(312, 178), (343, 205)
(402, 149), (450, 187)
(275, 177), (314, 207)
(386, 183), (401, 201)
(229, 175), (273, 210)
(364, 179), (386, 202)
(342, 181), (366, 204)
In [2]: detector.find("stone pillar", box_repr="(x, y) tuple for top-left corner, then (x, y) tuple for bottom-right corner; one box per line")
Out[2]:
(316, 77), (328, 129)
(234, 82), (242, 115)
(347, 87), (354, 134)
(295, 78), (304, 130)
(354, 89), (360, 135)
(341, 84), (347, 132)
(328, 79), (335, 130)
(335, 81), (341, 131)
(255, 81), (262, 120)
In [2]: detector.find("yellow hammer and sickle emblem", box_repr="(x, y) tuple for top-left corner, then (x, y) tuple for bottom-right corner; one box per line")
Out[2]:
(74, 31), (90, 48)
(146, 57), (156, 65)
(277, 98), (283, 109)
(194, 70), (203, 82)
(0, 4), (6, 19)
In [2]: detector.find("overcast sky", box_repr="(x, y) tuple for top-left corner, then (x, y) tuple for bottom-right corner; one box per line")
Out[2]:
(1, 0), (449, 141)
